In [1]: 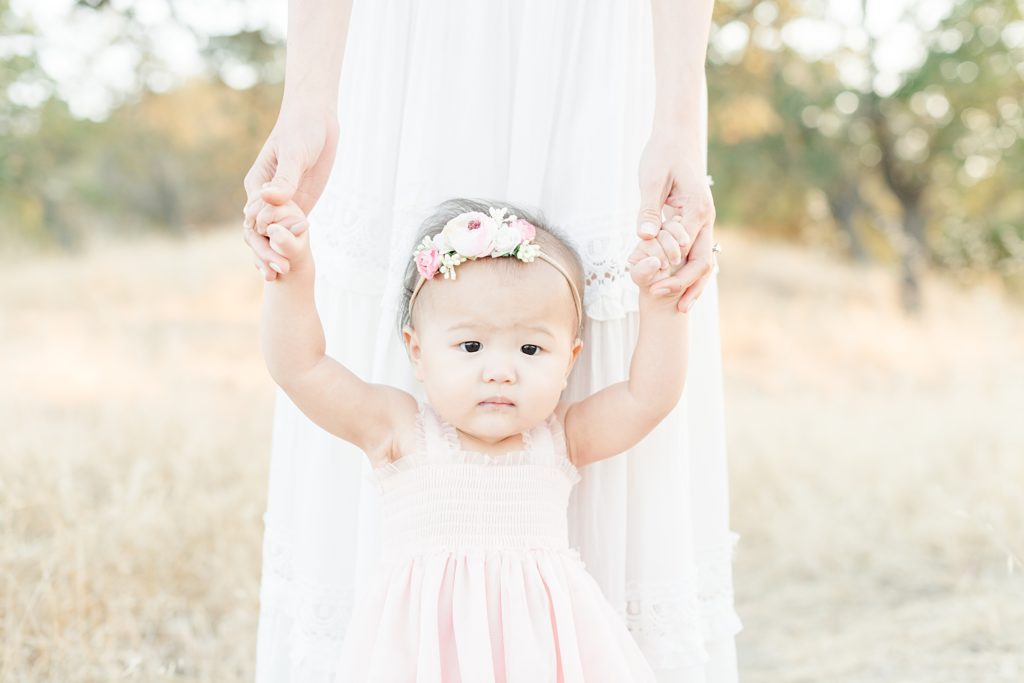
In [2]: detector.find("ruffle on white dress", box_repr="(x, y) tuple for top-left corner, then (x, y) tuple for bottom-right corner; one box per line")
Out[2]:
(255, 1), (741, 681)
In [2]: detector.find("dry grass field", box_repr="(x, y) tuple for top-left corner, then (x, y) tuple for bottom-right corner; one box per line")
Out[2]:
(2, 225), (1022, 682)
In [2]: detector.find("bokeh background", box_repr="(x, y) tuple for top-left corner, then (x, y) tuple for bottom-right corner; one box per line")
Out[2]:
(2, 0), (1022, 681)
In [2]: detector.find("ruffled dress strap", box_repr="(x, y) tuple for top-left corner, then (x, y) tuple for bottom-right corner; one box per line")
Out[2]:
(530, 413), (582, 486)
(414, 398), (460, 459)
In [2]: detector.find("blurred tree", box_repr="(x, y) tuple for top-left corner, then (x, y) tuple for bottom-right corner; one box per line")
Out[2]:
(2, 0), (1021, 305)
(0, 0), (283, 251)
(0, 0), (80, 251)
(708, 0), (1024, 309)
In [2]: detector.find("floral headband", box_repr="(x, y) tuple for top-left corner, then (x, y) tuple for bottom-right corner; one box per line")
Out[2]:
(408, 206), (583, 330)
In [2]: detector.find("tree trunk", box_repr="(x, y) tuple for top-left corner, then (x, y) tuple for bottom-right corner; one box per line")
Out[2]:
(825, 183), (871, 263)
(898, 201), (927, 314)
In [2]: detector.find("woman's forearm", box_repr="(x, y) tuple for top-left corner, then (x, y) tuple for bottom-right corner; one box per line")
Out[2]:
(282, 0), (354, 108)
(649, 0), (715, 144)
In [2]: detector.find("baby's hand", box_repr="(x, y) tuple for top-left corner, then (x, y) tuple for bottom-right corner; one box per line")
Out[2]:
(626, 215), (691, 293)
(263, 200), (312, 277)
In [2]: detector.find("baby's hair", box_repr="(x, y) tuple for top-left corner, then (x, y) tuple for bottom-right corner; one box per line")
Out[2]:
(396, 198), (586, 339)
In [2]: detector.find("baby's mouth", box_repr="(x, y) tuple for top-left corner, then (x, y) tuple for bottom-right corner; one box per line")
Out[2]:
(479, 397), (514, 407)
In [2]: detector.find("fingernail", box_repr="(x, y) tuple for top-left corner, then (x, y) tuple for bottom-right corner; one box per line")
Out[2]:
(258, 266), (267, 277)
(290, 221), (308, 235)
(652, 288), (670, 296)
(269, 262), (283, 274)
(640, 221), (658, 237)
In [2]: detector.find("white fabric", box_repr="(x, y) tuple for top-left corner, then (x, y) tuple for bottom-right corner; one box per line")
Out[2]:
(255, 0), (742, 681)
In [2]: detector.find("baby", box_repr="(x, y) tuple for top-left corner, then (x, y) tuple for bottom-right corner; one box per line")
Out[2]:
(256, 197), (693, 679)
(258, 198), (692, 468)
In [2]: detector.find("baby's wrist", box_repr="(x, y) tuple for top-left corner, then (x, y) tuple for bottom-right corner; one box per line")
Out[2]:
(638, 287), (683, 312)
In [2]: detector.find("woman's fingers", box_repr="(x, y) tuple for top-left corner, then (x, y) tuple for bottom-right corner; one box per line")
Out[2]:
(243, 223), (289, 278)
(677, 271), (712, 313)
(676, 223), (715, 311)
(243, 196), (263, 231)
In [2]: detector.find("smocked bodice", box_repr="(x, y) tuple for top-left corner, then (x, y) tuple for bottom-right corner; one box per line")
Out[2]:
(368, 401), (582, 568)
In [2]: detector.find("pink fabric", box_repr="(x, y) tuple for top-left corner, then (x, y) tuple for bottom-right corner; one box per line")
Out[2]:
(335, 401), (657, 682)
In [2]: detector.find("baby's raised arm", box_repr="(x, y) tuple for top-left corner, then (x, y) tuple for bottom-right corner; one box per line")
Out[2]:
(259, 204), (414, 461)
(561, 224), (690, 468)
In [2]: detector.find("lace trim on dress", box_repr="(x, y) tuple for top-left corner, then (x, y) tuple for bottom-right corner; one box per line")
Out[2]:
(619, 530), (743, 671)
(258, 515), (356, 676)
(308, 185), (646, 321)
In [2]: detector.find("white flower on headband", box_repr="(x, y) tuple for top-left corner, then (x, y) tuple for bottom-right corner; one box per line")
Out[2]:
(441, 211), (498, 259)
(414, 207), (541, 280)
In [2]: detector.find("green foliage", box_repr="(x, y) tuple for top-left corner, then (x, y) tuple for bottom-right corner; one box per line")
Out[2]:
(707, 0), (1023, 295)
(1, 0), (1021, 296)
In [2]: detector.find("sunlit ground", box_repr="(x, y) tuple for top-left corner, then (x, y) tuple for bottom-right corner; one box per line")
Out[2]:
(2, 225), (1022, 682)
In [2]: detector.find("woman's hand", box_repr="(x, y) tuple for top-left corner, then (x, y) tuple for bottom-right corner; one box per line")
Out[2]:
(627, 215), (690, 292)
(634, 130), (717, 313)
(242, 101), (339, 281)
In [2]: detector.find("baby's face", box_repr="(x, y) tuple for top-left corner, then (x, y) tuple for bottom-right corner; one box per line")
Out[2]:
(403, 258), (582, 446)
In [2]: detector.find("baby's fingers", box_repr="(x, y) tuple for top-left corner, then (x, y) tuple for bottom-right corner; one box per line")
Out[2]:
(645, 257), (708, 298)
(266, 224), (306, 270)
(629, 256), (663, 287)
(661, 216), (692, 252)
(256, 202), (308, 237)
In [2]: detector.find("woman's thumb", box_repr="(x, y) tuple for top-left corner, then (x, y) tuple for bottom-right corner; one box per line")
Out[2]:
(636, 179), (666, 239)
(260, 156), (302, 205)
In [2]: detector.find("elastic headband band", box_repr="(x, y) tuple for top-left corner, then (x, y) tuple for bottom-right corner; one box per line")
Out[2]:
(408, 250), (583, 334)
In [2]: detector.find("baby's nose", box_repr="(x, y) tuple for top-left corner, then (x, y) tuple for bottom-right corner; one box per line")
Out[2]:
(482, 363), (516, 383)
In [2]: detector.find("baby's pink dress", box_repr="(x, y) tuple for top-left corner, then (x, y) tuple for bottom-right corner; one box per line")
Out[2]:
(335, 400), (657, 682)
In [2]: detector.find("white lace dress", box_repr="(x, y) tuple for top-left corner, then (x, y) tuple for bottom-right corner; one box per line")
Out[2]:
(255, 1), (742, 681)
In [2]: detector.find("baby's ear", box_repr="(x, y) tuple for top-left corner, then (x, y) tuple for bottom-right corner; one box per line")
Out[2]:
(402, 325), (425, 381)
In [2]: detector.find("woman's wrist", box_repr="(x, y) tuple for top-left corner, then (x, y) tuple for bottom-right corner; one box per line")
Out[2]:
(645, 120), (703, 172)
(651, 69), (705, 152)
(280, 84), (338, 117)
(280, 0), (352, 111)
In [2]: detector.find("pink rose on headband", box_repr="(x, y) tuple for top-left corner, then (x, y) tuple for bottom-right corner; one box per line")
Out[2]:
(441, 211), (497, 258)
(512, 218), (536, 242)
(415, 245), (440, 279)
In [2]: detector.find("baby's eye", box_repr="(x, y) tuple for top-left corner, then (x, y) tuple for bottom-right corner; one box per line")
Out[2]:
(459, 341), (482, 353)
(521, 344), (540, 356)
